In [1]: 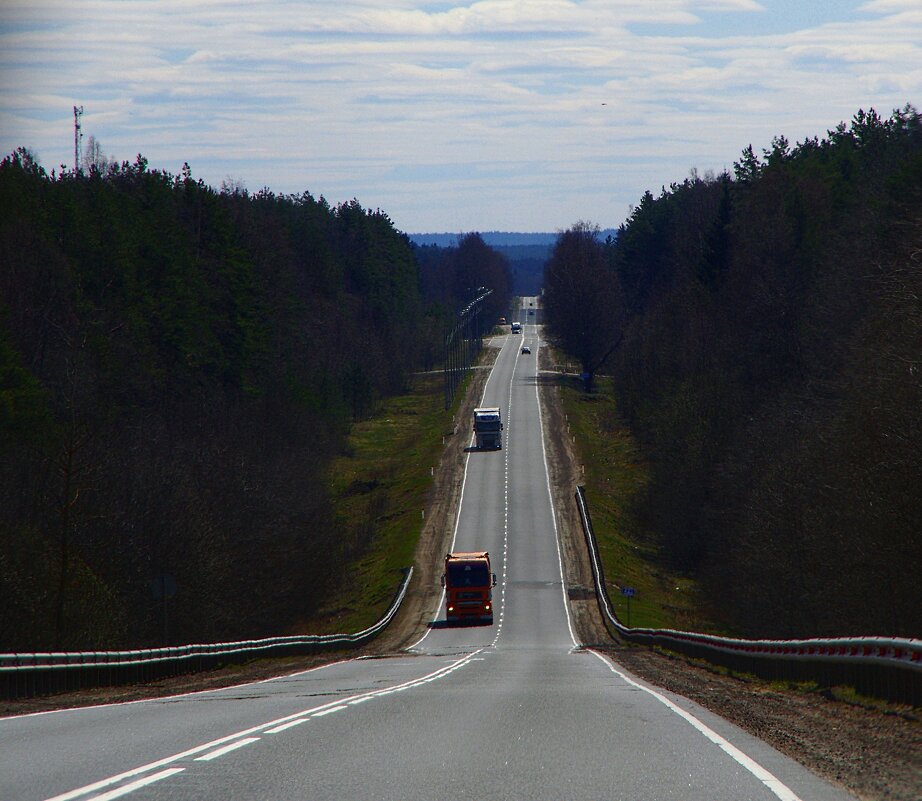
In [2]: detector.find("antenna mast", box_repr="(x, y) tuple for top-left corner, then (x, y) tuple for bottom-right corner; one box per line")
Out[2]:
(73, 105), (84, 174)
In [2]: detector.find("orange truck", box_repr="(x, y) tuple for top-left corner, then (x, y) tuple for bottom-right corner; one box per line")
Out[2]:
(441, 551), (497, 624)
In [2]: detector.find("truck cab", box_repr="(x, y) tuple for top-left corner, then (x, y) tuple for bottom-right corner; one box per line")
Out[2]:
(473, 406), (502, 450)
(441, 551), (497, 624)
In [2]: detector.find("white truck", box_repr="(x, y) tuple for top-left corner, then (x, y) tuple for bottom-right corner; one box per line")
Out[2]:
(510, 321), (522, 333)
(473, 407), (503, 449)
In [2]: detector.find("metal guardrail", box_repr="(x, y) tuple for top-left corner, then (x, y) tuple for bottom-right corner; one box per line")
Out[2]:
(0, 567), (413, 701)
(574, 487), (922, 706)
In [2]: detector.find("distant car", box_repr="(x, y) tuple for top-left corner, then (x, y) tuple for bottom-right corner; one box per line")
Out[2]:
(528, 309), (534, 315)
(521, 345), (531, 354)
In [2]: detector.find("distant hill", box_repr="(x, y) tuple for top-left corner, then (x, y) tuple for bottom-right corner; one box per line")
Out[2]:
(408, 230), (617, 248)
(409, 230), (617, 295)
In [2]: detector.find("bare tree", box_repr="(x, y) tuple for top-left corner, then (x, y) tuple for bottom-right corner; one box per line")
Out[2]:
(83, 135), (110, 174)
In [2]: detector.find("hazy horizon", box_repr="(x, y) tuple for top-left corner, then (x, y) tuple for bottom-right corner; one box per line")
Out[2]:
(2, 1), (919, 232)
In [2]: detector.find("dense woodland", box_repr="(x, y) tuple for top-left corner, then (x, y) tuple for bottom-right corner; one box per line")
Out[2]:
(546, 107), (921, 639)
(414, 233), (512, 353)
(4, 104), (917, 651)
(411, 232), (615, 297)
(0, 151), (509, 650)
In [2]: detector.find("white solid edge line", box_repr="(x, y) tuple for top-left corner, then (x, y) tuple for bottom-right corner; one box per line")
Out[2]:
(590, 650), (802, 801)
(409, 331), (509, 649)
(82, 768), (184, 801)
(14, 337), (518, 721)
(534, 329), (579, 648)
(43, 648), (484, 801)
(3, 657), (354, 723)
(194, 737), (260, 762)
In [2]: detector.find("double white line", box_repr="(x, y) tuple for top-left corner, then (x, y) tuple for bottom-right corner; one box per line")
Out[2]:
(45, 649), (484, 801)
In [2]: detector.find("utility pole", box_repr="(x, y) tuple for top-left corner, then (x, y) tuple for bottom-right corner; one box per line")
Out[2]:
(443, 288), (492, 409)
(73, 105), (84, 174)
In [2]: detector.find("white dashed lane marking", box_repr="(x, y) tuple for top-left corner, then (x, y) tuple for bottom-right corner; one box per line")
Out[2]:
(195, 737), (260, 762)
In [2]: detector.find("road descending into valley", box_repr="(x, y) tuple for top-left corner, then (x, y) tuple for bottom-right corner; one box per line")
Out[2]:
(1, 301), (857, 801)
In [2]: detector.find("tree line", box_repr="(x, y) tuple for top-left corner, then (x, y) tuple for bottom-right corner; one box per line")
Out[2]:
(414, 233), (512, 368)
(545, 106), (921, 638)
(0, 150), (508, 650)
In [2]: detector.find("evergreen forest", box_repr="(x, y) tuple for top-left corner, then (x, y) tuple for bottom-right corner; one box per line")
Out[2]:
(546, 106), (922, 639)
(0, 151), (509, 650)
(4, 104), (918, 652)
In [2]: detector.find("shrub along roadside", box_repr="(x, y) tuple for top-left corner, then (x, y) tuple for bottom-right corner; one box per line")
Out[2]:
(556, 371), (720, 633)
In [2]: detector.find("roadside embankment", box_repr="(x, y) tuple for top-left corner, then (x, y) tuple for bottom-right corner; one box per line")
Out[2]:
(535, 348), (920, 801)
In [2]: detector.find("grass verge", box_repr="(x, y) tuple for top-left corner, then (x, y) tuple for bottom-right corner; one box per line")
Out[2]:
(557, 371), (715, 632)
(309, 369), (471, 634)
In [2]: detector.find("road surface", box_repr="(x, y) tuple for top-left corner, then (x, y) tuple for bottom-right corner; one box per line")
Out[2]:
(1, 305), (856, 800)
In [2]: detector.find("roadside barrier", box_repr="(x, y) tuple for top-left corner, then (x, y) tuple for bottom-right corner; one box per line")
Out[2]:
(574, 487), (922, 706)
(0, 568), (413, 701)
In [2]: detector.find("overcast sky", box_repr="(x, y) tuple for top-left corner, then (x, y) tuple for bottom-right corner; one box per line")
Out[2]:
(1, 1), (920, 233)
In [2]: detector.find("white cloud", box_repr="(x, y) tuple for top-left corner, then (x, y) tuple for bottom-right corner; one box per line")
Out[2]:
(859, 0), (922, 12)
(0, 1), (920, 230)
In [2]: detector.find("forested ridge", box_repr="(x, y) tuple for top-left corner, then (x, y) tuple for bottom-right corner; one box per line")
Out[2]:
(547, 107), (922, 639)
(0, 151), (509, 651)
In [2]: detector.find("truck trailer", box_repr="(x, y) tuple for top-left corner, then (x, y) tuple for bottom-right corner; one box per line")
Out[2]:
(441, 551), (497, 624)
(473, 407), (502, 449)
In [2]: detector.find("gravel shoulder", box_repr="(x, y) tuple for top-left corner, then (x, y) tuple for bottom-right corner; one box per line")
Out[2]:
(4, 337), (920, 801)
(1, 346), (498, 718)
(370, 347), (497, 653)
(535, 346), (921, 801)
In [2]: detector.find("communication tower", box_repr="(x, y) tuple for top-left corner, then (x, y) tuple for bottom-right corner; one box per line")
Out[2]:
(73, 105), (84, 174)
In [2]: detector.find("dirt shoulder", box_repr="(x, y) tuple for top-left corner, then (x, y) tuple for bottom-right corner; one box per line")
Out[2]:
(595, 646), (921, 801)
(5, 339), (920, 801)
(1, 345), (498, 718)
(371, 347), (497, 653)
(535, 347), (921, 801)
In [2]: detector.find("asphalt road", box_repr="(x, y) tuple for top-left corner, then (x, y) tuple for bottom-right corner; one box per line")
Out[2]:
(2, 304), (857, 801)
